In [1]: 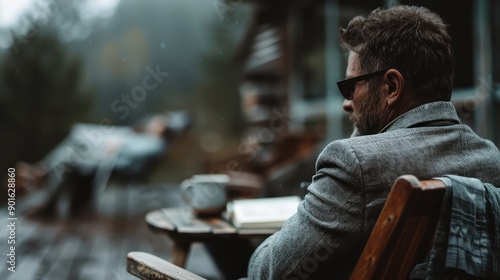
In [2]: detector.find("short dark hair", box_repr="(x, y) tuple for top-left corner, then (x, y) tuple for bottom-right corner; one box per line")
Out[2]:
(339, 5), (455, 102)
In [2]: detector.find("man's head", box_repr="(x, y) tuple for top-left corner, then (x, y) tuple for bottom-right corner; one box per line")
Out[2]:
(338, 5), (455, 135)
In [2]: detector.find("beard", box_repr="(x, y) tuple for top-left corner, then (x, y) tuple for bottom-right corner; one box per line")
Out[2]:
(351, 87), (384, 136)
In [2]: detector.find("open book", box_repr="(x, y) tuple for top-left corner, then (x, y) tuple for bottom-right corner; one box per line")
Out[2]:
(227, 196), (301, 229)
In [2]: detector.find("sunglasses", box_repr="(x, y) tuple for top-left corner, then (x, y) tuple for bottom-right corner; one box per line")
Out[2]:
(337, 70), (388, 100)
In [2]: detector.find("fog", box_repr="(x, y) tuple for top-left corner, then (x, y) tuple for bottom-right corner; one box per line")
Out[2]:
(0, 0), (251, 177)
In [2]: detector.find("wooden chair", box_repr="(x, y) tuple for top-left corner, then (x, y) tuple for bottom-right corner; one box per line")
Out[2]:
(349, 175), (445, 279)
(127, 251), (206, 280)
(127, 175), (446, 280)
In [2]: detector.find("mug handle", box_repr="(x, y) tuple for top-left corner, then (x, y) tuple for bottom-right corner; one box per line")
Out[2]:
(180, 179), (194, 203)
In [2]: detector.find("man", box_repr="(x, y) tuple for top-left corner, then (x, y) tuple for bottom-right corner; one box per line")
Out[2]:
(247, 5), (500, 279)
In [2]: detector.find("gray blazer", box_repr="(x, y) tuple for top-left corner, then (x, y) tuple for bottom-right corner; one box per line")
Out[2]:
(248, 101), (500, 279)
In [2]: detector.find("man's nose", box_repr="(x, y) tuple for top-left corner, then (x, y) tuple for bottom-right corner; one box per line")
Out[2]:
(342, 99), (353, 113)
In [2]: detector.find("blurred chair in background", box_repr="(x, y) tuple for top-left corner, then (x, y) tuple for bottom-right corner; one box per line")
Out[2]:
(20, 111), (191, 218)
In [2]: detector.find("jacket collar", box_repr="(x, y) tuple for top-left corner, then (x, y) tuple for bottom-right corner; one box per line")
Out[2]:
(379, 101), (461, 133)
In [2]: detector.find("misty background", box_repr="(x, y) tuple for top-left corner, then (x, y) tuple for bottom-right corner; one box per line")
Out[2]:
(0, 0), (252, 181)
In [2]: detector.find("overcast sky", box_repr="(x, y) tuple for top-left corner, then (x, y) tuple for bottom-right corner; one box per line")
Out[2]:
(0, 0), (121, 48)
(0, 0), (120, 27)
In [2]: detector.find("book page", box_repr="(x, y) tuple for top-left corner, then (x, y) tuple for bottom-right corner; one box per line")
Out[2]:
(229, 196), (301, 228)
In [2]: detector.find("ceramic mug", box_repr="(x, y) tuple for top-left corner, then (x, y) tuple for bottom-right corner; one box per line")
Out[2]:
(180, 174), (229, 215)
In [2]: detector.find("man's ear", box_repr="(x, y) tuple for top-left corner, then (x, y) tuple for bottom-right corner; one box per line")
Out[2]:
(383, 69), (404, 106)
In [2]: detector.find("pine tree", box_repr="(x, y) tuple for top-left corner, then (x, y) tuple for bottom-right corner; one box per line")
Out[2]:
(0, 24), (93, 173)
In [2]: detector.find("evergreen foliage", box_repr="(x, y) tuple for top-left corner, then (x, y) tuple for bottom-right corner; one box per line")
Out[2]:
(0, 24), (93, 172)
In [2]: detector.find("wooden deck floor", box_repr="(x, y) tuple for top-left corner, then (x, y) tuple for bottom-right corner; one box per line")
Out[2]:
(0, 183), (223, 280)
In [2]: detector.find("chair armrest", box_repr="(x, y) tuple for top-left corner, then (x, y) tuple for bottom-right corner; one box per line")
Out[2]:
(127, 251), (206, 280)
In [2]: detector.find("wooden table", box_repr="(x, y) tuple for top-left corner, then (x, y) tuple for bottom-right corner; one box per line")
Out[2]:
(145, 207), (278, 267)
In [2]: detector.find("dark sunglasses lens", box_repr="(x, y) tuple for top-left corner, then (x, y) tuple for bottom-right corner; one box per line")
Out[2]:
(339, 81), (354, 100)
(337, 70), (387, 100)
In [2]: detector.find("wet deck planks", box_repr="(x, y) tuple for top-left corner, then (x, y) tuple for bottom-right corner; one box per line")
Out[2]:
(1, 183), (223, 280)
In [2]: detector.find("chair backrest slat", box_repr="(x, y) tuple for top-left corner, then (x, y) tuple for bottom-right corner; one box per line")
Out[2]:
(350, 175), (446, 279)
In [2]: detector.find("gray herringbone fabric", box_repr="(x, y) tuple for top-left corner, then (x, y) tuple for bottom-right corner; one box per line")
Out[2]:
(248, 101), (500, 280)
